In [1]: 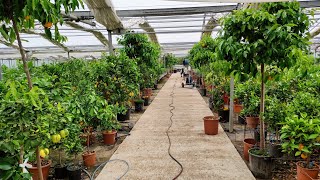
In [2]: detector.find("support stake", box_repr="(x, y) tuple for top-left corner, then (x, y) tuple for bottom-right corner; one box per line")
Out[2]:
(108, 30), (114, 55)
(229, 76), (234, 132)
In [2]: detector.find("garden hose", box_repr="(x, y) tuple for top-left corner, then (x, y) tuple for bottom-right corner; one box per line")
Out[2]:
(82, 159), (130, 180)
(166, 78), (184, 179)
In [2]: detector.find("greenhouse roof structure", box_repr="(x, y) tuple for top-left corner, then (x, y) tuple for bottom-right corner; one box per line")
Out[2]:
(1, 0), (320, 61)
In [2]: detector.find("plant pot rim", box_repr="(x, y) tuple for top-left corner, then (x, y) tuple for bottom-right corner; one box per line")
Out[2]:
(28, 160), (52, 169)
(203, 115), (219, 121)
(248, 148), (271, 158)
(296, 161), (320, 170)
(66, 164), (81, 171)
(82, 151), (96, 156)
(103, 130), (117, 135)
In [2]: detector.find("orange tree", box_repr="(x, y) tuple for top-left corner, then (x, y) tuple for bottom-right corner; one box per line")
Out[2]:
(217, 2), (310, 151)
(0, 0), (82, 179)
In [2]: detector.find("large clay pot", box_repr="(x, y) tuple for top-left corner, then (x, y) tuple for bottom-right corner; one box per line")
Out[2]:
(243, 138), (256, 161)
(143, 88), (152, 97)
(28, 160), (52, 180)
(245, 116), (259, 128)
(82, 151), (96, 167)
(102, 130), (117, 145)
(203, 116), (219, 135)
(296, 162), (319, 180)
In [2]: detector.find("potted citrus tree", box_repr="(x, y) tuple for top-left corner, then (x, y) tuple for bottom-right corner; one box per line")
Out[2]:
(99, 108), (121, 145)
(280, 113), (320, 180)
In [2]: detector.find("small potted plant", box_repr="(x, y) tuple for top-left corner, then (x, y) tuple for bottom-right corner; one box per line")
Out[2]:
(65, 136), (83, 180)
(99, 106), (120, 145)
(134, 98), (144, 112)
(280, 113), (320, 180)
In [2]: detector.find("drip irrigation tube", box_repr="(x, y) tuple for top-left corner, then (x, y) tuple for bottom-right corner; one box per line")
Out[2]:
(166, 77), (184, 179)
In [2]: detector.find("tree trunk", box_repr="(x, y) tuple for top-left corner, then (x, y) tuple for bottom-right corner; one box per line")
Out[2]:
(260, 64), (265, 150)
(12, 19), (43, 180)
(12, 19), (33, 89)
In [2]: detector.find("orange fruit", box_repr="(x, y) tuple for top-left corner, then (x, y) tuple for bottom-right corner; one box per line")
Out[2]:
(298, 144), (304, 151)
(301, 153), (308, 159)
(44, 22), (53, 28)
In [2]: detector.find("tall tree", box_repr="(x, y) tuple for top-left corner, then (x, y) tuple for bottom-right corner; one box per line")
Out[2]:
(0, 0), (83, 178)
(217, 2), (310, 150)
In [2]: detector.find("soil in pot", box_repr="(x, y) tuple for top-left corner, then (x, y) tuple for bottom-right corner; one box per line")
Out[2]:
(28, 160), (52, 180)
(134, 101), (144, 112)
(243, 138), (256, 161)
(102, 130), (117, 145)
(245, 117), (259, 128)
(203, 115), (219, 135)
(117, 108), (130, 121)
(218, 109), (229, 123)
(67, 165), (82, 180)
(248, 148), (274, 179)
(296, 162), (320, 180)
(54, 164), (67, 179)
(268, 141), (283, 158)
(82, 151), (96, 167)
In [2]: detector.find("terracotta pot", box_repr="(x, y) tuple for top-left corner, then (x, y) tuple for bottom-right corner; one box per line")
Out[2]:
(234, 104), (243, 113)
(102, 130), (117, 145)
(243, 138), (256, 161)
(82, 151), (96, 167)
(203, 116), (219, 135)
(223, 93), (229, 105)
(143, 88), (153, 97)
(245, 116), (259, 128)
(296, 162), (319, 180)
(28, 160), (52, 180)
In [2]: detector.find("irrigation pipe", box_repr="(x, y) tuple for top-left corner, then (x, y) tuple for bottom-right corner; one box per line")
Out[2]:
(166, 77), (184, 179)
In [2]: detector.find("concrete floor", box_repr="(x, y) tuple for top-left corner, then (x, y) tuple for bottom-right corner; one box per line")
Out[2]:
(96, 73), (255, 180)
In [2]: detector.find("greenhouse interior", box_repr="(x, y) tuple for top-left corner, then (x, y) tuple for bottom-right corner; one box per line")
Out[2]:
(0, 0), (320, 180)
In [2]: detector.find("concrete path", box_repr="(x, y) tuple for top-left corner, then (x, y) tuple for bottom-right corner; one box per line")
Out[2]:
(97, 73), (255, 180)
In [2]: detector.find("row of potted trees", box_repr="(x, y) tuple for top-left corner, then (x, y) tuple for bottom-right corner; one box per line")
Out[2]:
(188, 1), (319, 179)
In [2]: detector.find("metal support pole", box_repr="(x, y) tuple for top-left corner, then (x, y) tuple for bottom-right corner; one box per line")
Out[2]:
(0, 63), (2, 81)
(108, 30), (114, 55)
(229, 76), (234, 132)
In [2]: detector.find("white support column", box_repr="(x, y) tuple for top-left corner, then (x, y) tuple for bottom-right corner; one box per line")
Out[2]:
(108, 30), (114, 55)
(229, 76), (234, 132)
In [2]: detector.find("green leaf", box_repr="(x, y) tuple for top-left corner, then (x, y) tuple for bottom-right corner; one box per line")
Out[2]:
(0, 162), (12, 170)
(295, 151), (301, 156)
(308, 134), (318, 139)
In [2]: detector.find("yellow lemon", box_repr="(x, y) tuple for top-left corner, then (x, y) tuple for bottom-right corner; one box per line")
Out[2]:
(44, 148), (49, 155)
(39, 149), (46, 158)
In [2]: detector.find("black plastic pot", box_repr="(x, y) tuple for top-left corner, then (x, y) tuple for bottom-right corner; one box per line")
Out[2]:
(67, 165), (81, 180)
(134, 101), (144, 112)
(268, 142), (283, 158)
(249, 148), (274, 179)
(218, 109), (229, 122)
(117, 108), (131, 121)
(200, 88), (206, 96)
(143, 97), (150, 106)
(173, 69), (177, 73)
(54, 164), (67, 179)
(254, 128), (267, 143)
(208, 97), (213, 110)
(154, 84), (158, 90)
(238, 116), (246, 125)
